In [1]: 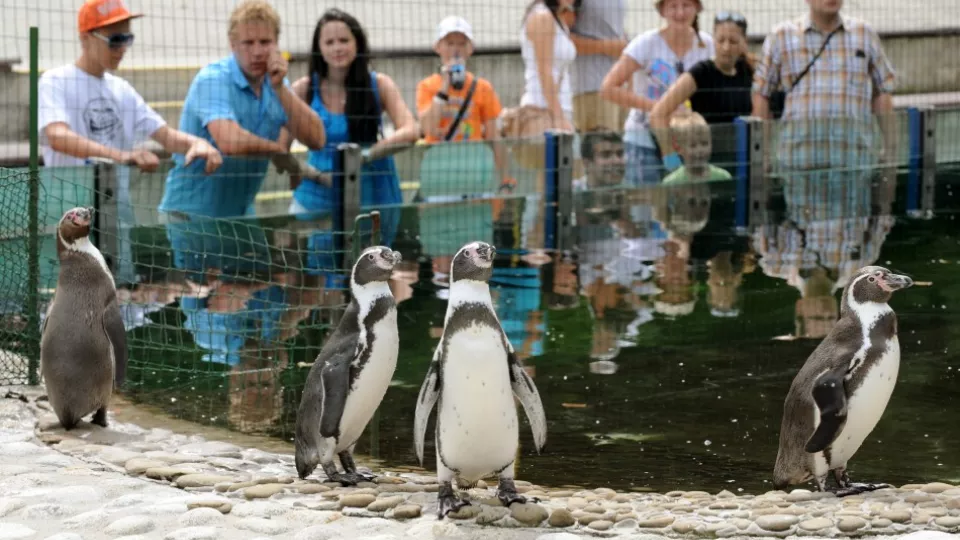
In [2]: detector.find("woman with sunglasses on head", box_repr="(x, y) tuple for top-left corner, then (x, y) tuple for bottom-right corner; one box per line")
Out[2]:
(599, 0), (714, 186)
(649, 11), (755, 172)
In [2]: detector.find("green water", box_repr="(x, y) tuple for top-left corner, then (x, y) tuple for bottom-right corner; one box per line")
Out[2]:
(121, 167), (960, 494)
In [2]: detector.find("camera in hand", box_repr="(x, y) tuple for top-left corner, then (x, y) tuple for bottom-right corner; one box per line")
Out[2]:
(448, 62), (466, 90)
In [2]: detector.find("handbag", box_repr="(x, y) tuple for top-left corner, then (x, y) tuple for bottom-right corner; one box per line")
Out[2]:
(768, 26), (840, 119)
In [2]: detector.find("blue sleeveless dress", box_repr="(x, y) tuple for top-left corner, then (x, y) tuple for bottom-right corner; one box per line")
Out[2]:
(291, 71), (403, 282)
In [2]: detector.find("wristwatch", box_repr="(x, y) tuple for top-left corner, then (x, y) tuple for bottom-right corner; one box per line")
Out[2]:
(435, 91), (449, 102)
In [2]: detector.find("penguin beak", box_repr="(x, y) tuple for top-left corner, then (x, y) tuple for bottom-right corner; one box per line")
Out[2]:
(881, 273), (913, 291)
(477, 244), (495, 262)
(387, 249), (402, 265)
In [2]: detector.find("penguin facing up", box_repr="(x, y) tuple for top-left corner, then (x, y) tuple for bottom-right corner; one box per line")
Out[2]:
(295, 246), (402, 486)
(414, 241), (547, 517)
(40, 206), (128, 430)
(774, 265), (914, 496)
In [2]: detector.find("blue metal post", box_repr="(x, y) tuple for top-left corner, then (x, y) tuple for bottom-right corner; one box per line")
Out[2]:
(734, 117), (749, 229)
(543, 131), (558, 251)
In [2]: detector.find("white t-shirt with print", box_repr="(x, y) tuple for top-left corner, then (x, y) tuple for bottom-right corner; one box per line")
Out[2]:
(38, 64), (165, 166)
(37, 64), (165, 287)
(622, 29), (714, 148)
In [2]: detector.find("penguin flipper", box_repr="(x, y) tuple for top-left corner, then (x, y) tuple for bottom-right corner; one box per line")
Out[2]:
(414, 354), (441, 466)
(103, 299), (128, 388)
(318, 354), (352, 438)
(507, 347), (547, 453)
(805, 368), (849, 453)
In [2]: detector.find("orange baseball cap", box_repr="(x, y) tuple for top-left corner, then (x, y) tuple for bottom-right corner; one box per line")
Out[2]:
(78, 0), (143, 33)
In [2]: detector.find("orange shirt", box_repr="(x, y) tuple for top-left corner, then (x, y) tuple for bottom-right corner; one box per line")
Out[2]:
(416, 73), (502, 143)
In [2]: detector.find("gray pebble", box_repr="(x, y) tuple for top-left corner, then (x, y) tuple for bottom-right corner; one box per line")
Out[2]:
(236, 517), (290, 535)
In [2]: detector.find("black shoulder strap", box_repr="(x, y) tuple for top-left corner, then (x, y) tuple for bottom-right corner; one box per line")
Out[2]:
(788, 26), (841, 93)
(444, 77), (479, 142)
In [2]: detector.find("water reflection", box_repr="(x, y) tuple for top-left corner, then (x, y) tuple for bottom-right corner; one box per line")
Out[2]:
(115, 165), (960, 493)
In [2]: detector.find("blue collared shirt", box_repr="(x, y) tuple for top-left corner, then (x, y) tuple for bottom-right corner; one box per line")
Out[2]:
(158, 54), (289, 218)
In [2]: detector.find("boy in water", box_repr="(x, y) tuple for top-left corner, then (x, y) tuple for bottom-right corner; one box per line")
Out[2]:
(662, 111), (731, 184)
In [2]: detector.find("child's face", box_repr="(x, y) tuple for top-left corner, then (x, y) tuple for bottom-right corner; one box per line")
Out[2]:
(435, 32), (473, 65)
(679, 130), (712, 166)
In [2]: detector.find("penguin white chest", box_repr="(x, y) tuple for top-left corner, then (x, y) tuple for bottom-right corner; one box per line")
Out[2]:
(829, 336), (900, 467)
(336, 308), (399, 451)
(438, 322), (518, 479)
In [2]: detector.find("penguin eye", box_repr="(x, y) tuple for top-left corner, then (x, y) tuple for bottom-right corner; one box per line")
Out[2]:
(868, 276), (876, 283)
(367, 254), (375, 261)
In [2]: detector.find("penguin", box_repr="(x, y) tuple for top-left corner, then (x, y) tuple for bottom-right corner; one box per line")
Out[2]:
(295, 245), (402, 486)
(413, 241), (547, 517)
(774, 265), (914, 496)
(40, 206), (128, 430)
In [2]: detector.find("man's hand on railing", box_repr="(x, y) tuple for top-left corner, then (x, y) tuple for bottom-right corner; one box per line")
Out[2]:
(273, 153), (332, 188)
(184, 139), (223, 174)
(118, 149), (160, 173)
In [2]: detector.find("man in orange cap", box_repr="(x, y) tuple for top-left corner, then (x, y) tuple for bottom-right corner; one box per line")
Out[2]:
(38, 0), (223, 286)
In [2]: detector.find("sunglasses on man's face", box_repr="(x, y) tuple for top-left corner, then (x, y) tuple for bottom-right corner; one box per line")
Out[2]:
(92, 32), (135, 49)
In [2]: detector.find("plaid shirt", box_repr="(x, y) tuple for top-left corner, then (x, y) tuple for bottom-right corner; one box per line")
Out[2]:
(753, 15), (896, 171)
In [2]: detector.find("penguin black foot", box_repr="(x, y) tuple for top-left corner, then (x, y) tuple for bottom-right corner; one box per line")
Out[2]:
(496, 478), (531, 507)
(830, 482), (891, 497)
(437, 482), (470, 518)
(91, 407), (108, 428)
(337, 450), (376, 482)
(328, 472), (368, 486)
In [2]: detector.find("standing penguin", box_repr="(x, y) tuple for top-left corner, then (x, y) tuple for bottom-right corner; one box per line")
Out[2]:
(40, 206), (128, 430)
(295, 246), (402, 486)
(414, 241), (547, 517)
(774, 265), (914, 496)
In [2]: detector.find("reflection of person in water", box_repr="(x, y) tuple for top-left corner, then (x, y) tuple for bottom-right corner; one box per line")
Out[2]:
(751, 185), (895, 338)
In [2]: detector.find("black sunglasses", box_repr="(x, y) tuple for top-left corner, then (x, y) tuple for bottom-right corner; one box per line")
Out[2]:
(715, 10), (747, 32)
(93, 32), (136, 49)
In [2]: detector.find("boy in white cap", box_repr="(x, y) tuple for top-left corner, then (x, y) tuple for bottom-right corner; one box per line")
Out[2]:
(415, 15), (514, 192)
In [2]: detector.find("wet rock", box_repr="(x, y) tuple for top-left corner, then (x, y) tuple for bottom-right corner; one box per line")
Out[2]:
(881, 509), (912, 522)
(547, 508), (575, 528)
(755, 514), (799, 532)
(614, 518), (638, 529)
(935, 516), (960, 529)
(179, 507), (225, 527)
(243, 484), (287, 500)
(392, 504), (422, 519)
(236, 517), (289, 535)
(186, 500), (232, 514)
(162, 527), (219, 540)
(837, 516), (867, 532)
(786, 489), (815, 502)
(671, 520), (700, 534)
(588, 520), (613, 531)
(230, 502), (288, 519)
(476, 506), (510, 525)
(62, 509), (108, 528)
(20, 503), (69, 519)
(872, 518), (893, 528)
(104, 516), (156, 536)
(906, 492), (936, 504)
(367, 496), (405, 512)
(799, 517), (833, 531)
(637, 515), (675, 528)
(923, 483), (956, 494)
(175, 474), (236, 488)
(510, 502), (548, 526)
(145, 467), (194, 481)
(295, 484), (331, 495)
(124, 458), (166, 474)
(447, 505), (481, 520)
(340, 493), (376, 508)
(709, 501), (739, 510)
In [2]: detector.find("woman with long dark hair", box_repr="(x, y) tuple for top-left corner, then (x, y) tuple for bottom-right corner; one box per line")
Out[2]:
(289, 9), (419, 282)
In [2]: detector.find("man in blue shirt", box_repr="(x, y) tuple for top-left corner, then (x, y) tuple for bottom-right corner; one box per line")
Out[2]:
(158, 0), (325, 365)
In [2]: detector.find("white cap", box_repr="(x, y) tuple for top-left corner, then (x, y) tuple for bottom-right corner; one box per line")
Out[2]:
(435, 16), (474, 45)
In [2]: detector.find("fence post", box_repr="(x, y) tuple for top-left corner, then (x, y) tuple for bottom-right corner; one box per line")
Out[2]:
(733, 116), (750, 230)
(27, 26), (40, 385)
(92, 163), (120, 276)
(549, 130), (575, 254)
(920, 106), (937, 217)
(906, 107), (921, 215)
(744, 116), (768, 228)
(338, 143), (362, 273)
